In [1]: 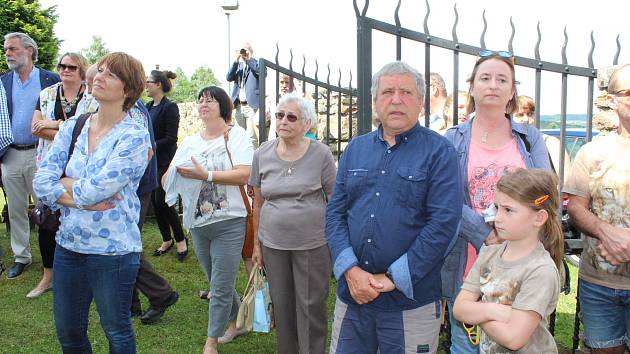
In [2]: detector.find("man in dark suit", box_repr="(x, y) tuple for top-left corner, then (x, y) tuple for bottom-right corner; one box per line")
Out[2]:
(1, 32), (60, 279)
(226, 42), (260, 147)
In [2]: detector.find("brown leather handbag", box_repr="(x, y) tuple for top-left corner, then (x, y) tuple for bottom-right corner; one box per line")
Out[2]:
(223, 129), (255, 258)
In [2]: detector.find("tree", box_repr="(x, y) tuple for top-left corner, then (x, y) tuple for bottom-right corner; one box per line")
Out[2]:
(81, 35), (109, 64)
(168, 66), (220, 103)
(0, 0), (60, 73)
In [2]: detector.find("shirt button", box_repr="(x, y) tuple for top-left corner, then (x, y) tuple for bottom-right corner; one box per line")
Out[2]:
(375, 192), (380, 196)
(353, 172), (357, 176)
(364, 261), (369, 265)
(404, 137), (408, 141)
(381, 170), (385, 174)
(387, 150), (391, 154)
(408, 176), (413, 179)
(370, 214), (374, 218)
(367, 239), (372, 243)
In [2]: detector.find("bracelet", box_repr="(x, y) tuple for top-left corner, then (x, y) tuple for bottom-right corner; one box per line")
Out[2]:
(206, 171), (213, 182)
(76, 203), (84, 210)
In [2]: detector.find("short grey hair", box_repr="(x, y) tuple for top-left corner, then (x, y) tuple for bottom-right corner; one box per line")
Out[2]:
(277, 93), (315, 126)
(4, 32), (38, 62)
(430, 72), (447, 97)
(371, 61), (425, 101)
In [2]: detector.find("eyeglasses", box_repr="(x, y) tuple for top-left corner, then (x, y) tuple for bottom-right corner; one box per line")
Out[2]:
(146, 80), (156, 84)
(478, 50), (515, 65)
(613, 89), (630, 97)
(198, 97), (218, 104)
(462, 323), (480, 346)
(57, 64), (79, 72)
(275, 111), (298, 122)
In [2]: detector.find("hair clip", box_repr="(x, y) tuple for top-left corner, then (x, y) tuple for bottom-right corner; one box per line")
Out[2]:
(534, 195), (549, 205)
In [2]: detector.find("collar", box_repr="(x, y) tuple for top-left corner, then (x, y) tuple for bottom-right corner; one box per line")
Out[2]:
(376, 121), (421, 146)
(13, 66), (39, 85)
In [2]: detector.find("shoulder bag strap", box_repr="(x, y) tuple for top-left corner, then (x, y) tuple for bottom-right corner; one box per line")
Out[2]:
(223, 127), (253, 215)
(61, 113), (90, 178)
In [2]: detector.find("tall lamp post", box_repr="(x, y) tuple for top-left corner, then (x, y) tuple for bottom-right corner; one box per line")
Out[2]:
(221, 0), (239, 93)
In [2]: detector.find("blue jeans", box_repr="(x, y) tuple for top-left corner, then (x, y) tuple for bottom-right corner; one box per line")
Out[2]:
(579, 279), (630, 349)
(53, 246), (140, 354)
(447, 300), (479, 354)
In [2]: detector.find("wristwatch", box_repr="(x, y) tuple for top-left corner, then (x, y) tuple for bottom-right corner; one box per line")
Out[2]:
(385, 270), (394, 283)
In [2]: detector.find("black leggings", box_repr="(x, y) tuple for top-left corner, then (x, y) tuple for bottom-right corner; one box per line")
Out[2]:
(151, 185), (185, 243)
(38, 228), (56, 268)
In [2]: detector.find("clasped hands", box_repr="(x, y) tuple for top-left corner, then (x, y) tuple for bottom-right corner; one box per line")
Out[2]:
(344, 266), (395, 305)
(60, 177), (120, 211)
(595, 223), (630, 266)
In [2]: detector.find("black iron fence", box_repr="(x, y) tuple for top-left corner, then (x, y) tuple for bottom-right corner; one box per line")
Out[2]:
(257, 45), (358, 160)
(354, 0), (623, 187)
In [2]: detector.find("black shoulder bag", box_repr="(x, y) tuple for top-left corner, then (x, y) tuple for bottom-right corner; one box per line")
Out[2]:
(30, 113), (91, 232)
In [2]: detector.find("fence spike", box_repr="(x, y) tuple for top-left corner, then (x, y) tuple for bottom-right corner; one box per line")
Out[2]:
(480, 10), (487, 49)
(394, 0), (401, 27)
(508, 17), (515, 54)
(275, 42), (279, 65)
(588, 31), (595, 69)
(302, 54), (306, 77)
(327, 64), (331, 85)
(353, 0), (359, 17)
(338, 68), (342, 88)
(423, 0), (430, 35)
(349, 70), (353, 90)
(535, 22), (541, 61)
(561, 27), (568, 65)
(362, 0), (369, 16)
(452, 3), (459, 42)
(289, 49), (294, 71)
(613, 34), (621, 65)
(315, 59), (319, 81)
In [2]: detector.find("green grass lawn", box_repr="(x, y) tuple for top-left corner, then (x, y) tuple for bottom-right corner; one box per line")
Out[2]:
(0, 202), (585, 353)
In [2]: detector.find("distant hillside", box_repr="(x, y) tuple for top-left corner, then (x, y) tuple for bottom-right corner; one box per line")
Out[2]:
(540, 114), (588, 129)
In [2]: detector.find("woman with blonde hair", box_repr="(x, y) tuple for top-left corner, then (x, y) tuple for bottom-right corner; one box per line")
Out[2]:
(28, 52), (89, 299)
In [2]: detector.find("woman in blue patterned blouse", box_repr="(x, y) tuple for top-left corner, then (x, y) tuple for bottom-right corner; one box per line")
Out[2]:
(33, 52), (150, 354)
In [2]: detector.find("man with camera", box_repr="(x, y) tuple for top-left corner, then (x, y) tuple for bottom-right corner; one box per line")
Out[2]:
(227, 42), (260, 147)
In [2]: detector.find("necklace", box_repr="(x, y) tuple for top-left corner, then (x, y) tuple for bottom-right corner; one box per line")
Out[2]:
(60, 84), (83, 114)
(481, 131), (489, 143)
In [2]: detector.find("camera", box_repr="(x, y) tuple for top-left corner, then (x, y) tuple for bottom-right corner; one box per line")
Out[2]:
(240, 48), (247, 55)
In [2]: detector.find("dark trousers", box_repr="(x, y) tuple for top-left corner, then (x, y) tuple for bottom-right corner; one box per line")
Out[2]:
(132, 192), (174, 311)
(38, 228), (56, 268)
(151, 182), (185, 243)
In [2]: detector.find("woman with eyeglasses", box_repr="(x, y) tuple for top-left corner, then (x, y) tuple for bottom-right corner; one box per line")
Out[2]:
(249, 93), (336, 354)
(161, 86), (253, 354)
(440, 50), (551, 353)
(145, 70), (188, 261)
(28, 52), (89, 299)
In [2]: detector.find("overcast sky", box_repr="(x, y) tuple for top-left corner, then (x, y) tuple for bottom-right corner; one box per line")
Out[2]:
(39, 0), (629, 114)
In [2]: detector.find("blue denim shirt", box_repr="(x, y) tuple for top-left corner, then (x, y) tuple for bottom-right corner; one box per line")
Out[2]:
(440, 117), (551, 300)
(326, 123), (462, 311)
(11, 67), (40, 144)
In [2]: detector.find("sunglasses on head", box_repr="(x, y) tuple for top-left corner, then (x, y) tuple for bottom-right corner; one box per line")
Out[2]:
(275, 111), (298, 122)
(478, 49), (515, 65)
(614, 89), (630, 97)
(57, 63), (79, 72)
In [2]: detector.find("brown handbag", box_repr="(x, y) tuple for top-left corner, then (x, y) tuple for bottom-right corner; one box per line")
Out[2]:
(223, 128), (255, 258)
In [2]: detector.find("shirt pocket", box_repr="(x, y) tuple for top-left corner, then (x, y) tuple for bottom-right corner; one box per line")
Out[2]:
(396, 166), (428, 205)
(345, 169), (368, 199)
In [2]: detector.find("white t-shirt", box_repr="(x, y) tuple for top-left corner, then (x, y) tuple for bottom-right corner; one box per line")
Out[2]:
(164, 125), (253, 229)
